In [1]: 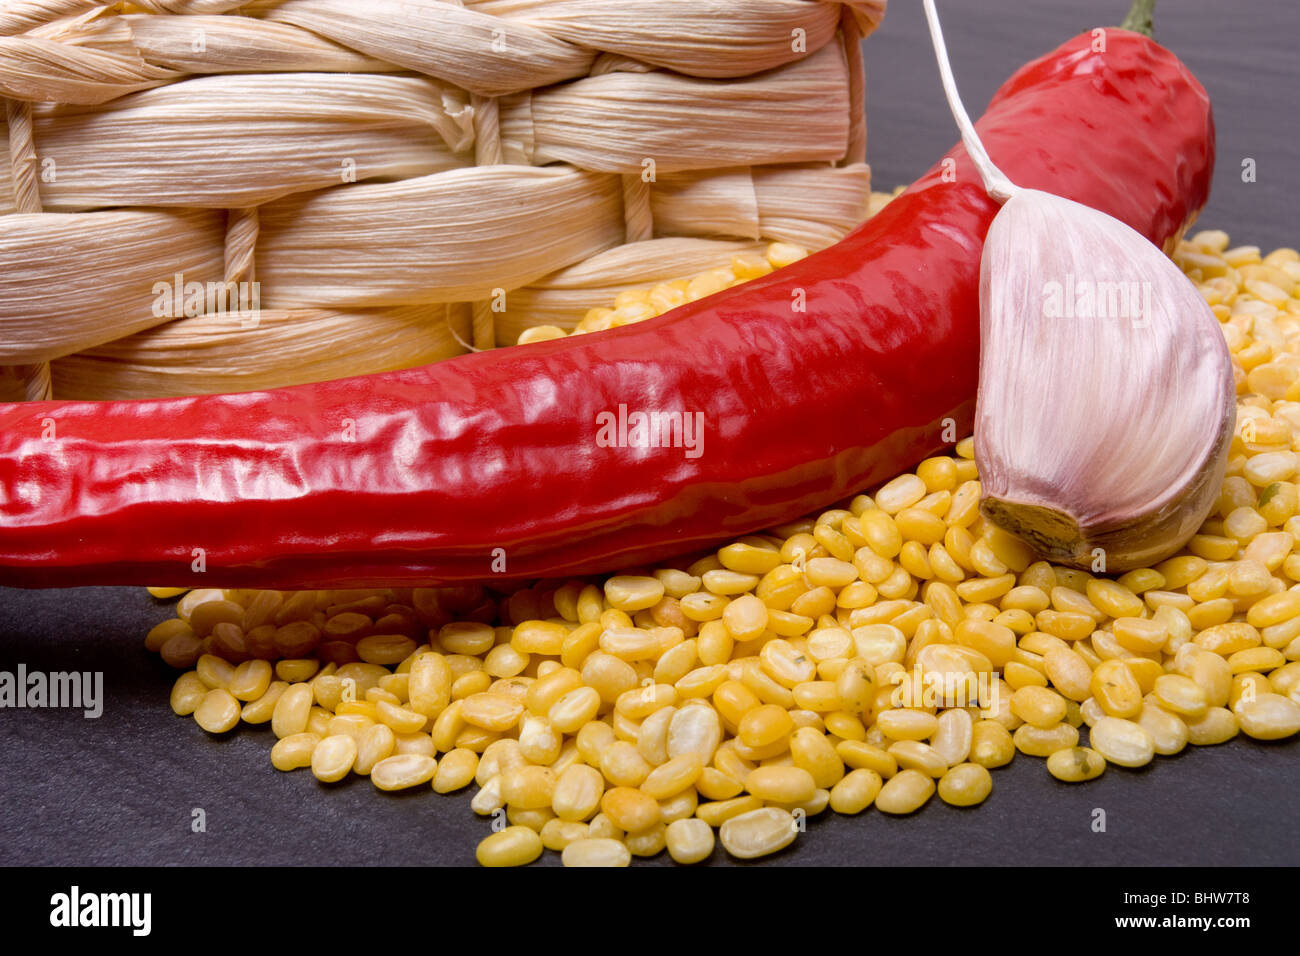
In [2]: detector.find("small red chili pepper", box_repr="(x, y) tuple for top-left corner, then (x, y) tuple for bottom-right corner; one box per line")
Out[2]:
(0, 18), (1213, 589)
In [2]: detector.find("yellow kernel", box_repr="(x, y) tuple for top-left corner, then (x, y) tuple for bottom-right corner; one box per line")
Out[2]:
(789, 726), (844, 788)
(1084, 709), (1149, 762)
(718, 542), (782, 576)
(600, 787), (661, 833)
(370, 753), (438, 791)
(1152, 674), (1210, 719)
(916, 456), (958, 493)
(1188, 535), (1240, 561)
(1227, 646), (1286, 674)
(1225, 508), (1269, 543)
(1187, 599), (1235, 630)
(272, 682), (314, 739)
(737, 704), (794, 749)
(355, 634), (417, 667)
(835, 740), (898, 777)
(1156, 555), (1210, 589)
(1090, 660), (1143, 719)
(1235, 693), (1300, 739)
(662, 818), (714, 864)
(875, 769), (936, 814)
(744, 765), (817, 803)
(604, 575), (666, 612)
(557, 837), (629, 868)
(1086, 579), (1145, 618)
(1035, 610), (1095, 641)
(876, 709), (939, 741)
(353, 722), (396, 775)
(765, 242), (807, 269)
(721, 594), (768, 642)
(875, 475), (927, 514)
(1111, 617), (1169, 654)
(1186, 707), (1239, 745)
(476, 826), (544, 867)
(1134, 702), (1188, 755)
(193, 688), (241, 734)
(501, 764), (557, 811)
(895, 508), (948, 545)
(716, 806), (797, 859)
(538, 818), (589, 852)
(460, 692), (525, 733)
(955, 574), (1016, 605)
(937, 763), (992, 806)
(826, 768), (882, 814)
(439, 622), (496, 656)
(954, 618), (1016, 668)
(1195, 622), (1263, 655)
(791, 680), (841, 712)
(169, 671), (207, 716)
(599, 740), (652, 789)
(1118, 568), (1166, 595)
(1010, 686), (1068, 729)
(270, 732), (320, 771)
(887, 740), (948, 777)
(432, 748), (478, 793)
(667, 704), (724, 764)
(1046, 746), (1106, 782)
(702, 569), (760, 596)
(310, 733), (358, 783)
(1012, 722), (1079, 757)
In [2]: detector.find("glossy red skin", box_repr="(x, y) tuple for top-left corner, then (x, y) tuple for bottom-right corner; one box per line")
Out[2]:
(0, 30), (1213, 589)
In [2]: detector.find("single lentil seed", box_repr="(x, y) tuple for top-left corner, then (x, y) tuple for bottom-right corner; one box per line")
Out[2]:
(270, 732), (320, 771)
(719, 807), (798, 859)
(194, 688), (241, 734)
(1046, 747), (1106, 782)
(1088, 717), (1156, 768)
(937, 763), (992, 807)
(875, 769), (936, 814)
(476, 826), (544, 867)
(310, 734), (358, 783)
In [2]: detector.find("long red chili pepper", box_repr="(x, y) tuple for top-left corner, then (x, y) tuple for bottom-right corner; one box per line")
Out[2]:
(0, 23), (1213, 589)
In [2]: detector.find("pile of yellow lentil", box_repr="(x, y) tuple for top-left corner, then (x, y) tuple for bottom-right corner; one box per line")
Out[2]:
(147, 213), (1300, 867)
(514, 190), (899, 345)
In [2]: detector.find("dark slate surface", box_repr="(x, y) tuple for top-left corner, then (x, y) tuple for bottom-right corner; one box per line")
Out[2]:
(2, 0), (1297, 866)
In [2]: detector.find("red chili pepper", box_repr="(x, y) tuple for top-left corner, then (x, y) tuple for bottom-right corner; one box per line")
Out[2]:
(0, 24), (1213, 589)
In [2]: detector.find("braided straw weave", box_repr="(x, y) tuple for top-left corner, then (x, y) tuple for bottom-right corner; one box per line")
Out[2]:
(0, 0), (885, 402)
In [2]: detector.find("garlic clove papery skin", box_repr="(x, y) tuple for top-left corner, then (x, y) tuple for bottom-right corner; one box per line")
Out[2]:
(974, 189), (1235, 572)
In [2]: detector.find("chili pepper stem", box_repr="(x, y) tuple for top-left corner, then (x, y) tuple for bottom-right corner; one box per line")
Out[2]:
(1121, 0), (1156, 39)
(921, 0), (1018, 204)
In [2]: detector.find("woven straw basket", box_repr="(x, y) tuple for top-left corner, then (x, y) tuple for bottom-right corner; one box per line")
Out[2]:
(0, 0), (885, 403)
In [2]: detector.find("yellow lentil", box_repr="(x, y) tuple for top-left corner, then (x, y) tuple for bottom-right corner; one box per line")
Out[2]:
(311, 734), (357, 783)
(139, 232), (1300, 867)
(718, 807), (798, 859)
(1046, 747), (1106, 782)
(270, 733), (320, 772)
(1088, 717), (1156, 768)
(937, 763), (992, 807)
(194, 688), (241, 734)
(476, 826), (544, 867)
(371, 754), (438, 791)
(875, 769), (936, 814)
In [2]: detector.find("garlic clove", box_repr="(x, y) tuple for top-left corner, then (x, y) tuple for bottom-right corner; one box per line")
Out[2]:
(919, 0), (1233, 571)
(974, 189), (1235, 572)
